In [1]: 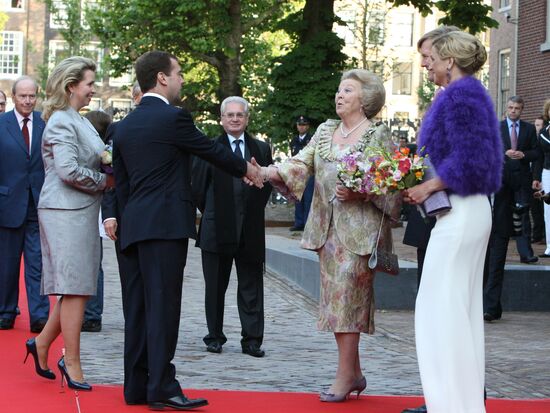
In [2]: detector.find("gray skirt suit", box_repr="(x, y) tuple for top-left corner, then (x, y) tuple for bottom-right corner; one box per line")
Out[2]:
(38, 108), (107, 296)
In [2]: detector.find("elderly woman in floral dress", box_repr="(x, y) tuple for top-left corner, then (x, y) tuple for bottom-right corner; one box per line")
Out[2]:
(263, 69), (401, 402)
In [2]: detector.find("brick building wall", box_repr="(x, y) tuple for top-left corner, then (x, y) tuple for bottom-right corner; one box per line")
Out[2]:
(516, 0), (550, 122)
(488, 0), (517, 118)
(0, 1), (47, 98)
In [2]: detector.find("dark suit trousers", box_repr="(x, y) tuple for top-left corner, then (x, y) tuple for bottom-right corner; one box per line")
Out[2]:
(202, 250), (264, 347)
(0, 194), (49, 324)
(484, 232), (509, 318)
(294, 176), (314, 228)
(121, 239), (188, 403)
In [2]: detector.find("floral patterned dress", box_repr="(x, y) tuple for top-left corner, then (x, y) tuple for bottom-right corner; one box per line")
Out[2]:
(277, 119), (400, 333)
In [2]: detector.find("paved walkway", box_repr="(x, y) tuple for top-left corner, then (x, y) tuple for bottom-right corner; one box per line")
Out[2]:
(81, 228), (550, 399)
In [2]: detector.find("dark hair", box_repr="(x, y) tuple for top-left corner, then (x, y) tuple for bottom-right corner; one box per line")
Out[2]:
(135, 50), (178, 93)
(84, 110), (112, 143)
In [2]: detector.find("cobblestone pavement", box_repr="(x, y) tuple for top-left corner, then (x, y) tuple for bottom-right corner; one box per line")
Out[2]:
(81, 230), (550, 399)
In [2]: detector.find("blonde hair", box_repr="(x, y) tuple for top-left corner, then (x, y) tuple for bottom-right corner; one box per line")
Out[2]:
(432, 31), (487, 75)
(417, 25), (460, 50)
(341, 69), (386, 118)
(543, 99), (550, 123)
(42, 56), (96, 121)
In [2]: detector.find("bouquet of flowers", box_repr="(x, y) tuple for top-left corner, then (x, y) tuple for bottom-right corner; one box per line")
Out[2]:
(336, 145), (427, 195)
(100, 144), (113, 174)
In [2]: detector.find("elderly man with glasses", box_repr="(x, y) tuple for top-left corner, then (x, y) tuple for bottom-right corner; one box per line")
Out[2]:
(192, 96), (273, 357)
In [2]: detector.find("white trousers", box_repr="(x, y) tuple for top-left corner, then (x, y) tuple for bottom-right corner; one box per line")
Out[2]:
(542, 169), (550, 254)
(415, 194), (490, 413)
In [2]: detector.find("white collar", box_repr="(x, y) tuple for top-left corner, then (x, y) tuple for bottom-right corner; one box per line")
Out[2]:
(227, 133), (245, 144)
(143, 92), (169, 105)
(14, 109), (32, 124)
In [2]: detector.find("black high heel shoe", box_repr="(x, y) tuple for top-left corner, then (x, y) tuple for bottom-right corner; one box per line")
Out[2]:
(24, 338), (56, 380)
(57, 357), (92, 391)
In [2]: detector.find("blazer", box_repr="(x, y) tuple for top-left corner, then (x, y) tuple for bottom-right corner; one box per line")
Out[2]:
(38, 108), (107, 210)
(290, 132), (313, 156)
(113, 96), (248, 251)
(277, 120), (401, 256)
(192, 132), (273, 259)
(492, 119), (538, 237)
(0, 110), (45, 227)
(101, 122), (119, 221)
(499, 119), (539, 191)
(532, 126), (550, 182)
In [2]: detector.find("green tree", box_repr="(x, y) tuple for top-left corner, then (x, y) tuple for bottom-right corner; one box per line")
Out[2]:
(87, 0), (290, 119)
(386, 0), (498, 34)
(263, 0), (347, 151)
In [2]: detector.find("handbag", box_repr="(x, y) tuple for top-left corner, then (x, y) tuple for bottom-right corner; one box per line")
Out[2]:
(368, 198), (399, 276)
(420, 157), (452, 217)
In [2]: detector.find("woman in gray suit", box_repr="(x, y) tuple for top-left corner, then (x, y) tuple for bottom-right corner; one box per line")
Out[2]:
(24, 56), (114, 390)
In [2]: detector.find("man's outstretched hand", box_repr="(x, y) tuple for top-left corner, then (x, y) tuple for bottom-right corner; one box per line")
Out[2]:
(243, 157), (264, 188)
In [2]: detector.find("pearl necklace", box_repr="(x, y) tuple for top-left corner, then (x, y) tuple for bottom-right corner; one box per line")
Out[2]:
(340, 117), (368, 138)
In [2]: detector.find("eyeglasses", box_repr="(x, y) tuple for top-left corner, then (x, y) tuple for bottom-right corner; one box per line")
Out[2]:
(222, 112), (247, 119)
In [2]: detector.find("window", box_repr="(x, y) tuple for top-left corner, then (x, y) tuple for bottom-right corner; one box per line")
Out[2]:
(392, 62), (412, 95)
(48, 40), (104, 81)
(367, 9), (385, 46)
(0, 31), (23, 79)
(390, 12), (413, 47)
(49, 0), (68, 29)
(0, 0), (25, 11)
(88, 98), (101, 111)
(498, 50), (511, 118)
(109, 98), (132, 120)
(499, 0), (511, 11)
(335, 9), (356, 45)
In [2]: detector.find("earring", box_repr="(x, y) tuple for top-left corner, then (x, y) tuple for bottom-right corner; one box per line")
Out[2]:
(69, 92), (73, 99)
(446, 67), (451, 83)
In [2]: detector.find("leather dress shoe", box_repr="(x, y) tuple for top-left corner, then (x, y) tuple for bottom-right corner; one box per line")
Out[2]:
(30, 319), (48, 333)
(242, 343), (265, 358)
(401, 404), (427, 413)
(0, 318), (15, 330)
(289, 226), (304, 231)
(81, 319), (102, 332)
(484, 313), (501, 322)
(539, 253), (550, 258)
(520, 256), (538, 264)
(206, 342), (222, 354)
(149, 394), (208, 411)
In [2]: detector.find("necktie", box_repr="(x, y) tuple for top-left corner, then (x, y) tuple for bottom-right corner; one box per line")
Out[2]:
(22, 117), (30, 152)
(234, 139), (243, 158)
(510, 121), (518, 150)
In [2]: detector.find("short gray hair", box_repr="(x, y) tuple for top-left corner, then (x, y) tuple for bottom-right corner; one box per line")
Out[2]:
(341, 69), (386, 118)
(220, 96), (249, 115)
(131, 81), (141, 98)
(509, 95), (524, 107)
(12, 76), (38, 96)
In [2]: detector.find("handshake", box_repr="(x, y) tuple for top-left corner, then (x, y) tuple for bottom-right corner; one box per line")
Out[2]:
(243, 158), (278, 188)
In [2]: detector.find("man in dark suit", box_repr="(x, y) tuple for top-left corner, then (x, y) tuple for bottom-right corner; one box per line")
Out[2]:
(192, 96), (272, 357)
(0, 77), (50, 332)
(484, 96), (540, 322)
(112, 51), (262, 410)
(289, 115), (314, 231)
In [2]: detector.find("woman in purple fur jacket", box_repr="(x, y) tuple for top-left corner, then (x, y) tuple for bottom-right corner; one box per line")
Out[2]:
(404, 31), (503, 413)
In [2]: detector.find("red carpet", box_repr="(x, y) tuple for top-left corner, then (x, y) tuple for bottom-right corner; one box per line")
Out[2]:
(2, 265), (549, 412)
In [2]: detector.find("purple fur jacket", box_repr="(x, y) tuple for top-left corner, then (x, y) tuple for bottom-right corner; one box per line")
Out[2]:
(418, 76), (503, 196)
